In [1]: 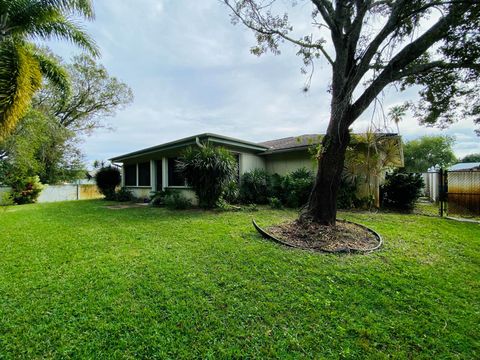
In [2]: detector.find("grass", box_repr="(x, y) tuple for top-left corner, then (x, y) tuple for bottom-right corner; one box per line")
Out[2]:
(0, 200), (479, 359)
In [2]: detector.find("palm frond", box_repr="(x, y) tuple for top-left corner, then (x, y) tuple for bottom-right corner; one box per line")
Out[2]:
(0, 39), (42, 140)
(30, 46), (71, 102)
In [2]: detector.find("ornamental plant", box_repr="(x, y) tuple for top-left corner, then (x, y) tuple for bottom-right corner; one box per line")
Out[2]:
(177, 144), (237, 209)
(10, 175), (44, 204)
(95, 166), (121, 200)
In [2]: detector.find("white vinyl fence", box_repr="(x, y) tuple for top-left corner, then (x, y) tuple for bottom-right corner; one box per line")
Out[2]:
(0, 184), (102, 203)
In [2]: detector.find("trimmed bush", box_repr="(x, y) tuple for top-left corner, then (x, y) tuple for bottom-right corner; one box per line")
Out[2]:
(280, 168), (314, 208)
(115, 187), (133, 202)
(177, 144), (237, 209)
(95, 166), (121, 200)
(10, 176), (44, 205)
(164, 190), (192, 210)
(381, 170), (424, 211)
(239, 169), (271, 204)
(239, 168), (315, 208)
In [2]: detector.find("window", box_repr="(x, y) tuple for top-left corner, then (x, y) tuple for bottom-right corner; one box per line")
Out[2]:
(168, 157), (186, 186)
(124, 164), (136, 186)
(138, 162), (151, 186)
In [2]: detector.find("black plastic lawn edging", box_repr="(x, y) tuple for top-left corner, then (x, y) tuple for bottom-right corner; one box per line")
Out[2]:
(252, 219), (383, 254)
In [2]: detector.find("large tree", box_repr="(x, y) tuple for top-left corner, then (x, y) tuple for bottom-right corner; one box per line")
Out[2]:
(224, 0), (480, 225)
(0, 0), (98, 140)
(33, 53), (134, 136)
(460, 153), (480, 162)
(403, 135), (456, 173)
(0, 54), (133, 184)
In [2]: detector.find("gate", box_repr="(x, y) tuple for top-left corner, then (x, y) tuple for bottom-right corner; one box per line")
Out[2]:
(439, 169), (480, 217)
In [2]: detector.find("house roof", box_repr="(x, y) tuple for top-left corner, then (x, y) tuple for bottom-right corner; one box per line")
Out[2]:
(258, 133), (400, 154)
(259, 134), (322, 152)
(110, 132), (401, 162)
(448, 162), (480, 171)
(110, 133), (269, 162)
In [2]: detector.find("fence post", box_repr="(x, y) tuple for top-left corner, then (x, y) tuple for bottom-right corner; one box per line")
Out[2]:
(439, 169), (449, 217)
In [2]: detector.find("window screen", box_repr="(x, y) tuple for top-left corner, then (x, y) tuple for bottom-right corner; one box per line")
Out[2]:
(138, 162), (151, 186)
(124, 164), (136, 186)
(168, 158), (185, 186)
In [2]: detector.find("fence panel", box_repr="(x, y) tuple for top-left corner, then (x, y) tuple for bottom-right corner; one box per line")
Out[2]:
(0, 184), (102, 203)
(447, 170), (480, 216)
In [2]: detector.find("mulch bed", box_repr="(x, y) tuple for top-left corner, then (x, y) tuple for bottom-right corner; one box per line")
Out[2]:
(266, 219), (380, 253)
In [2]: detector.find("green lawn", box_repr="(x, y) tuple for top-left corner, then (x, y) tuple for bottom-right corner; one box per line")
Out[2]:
(0, 201), (479, 359)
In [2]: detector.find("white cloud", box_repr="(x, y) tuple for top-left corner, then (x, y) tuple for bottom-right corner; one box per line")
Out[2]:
(42, 0), (479, 165)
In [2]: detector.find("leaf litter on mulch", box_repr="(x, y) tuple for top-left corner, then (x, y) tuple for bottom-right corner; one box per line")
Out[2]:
(267, 219), (379, 252)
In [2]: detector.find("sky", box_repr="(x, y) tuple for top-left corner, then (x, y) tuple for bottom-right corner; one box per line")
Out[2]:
(45, 0), (480, 165)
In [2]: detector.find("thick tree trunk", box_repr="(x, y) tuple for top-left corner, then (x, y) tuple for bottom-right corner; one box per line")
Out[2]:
(304, 108), (351, 226)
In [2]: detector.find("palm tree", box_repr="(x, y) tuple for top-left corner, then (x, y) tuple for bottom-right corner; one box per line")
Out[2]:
(0, 0), (98, 140)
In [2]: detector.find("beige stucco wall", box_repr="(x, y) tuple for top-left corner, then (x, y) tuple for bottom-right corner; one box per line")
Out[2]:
(240, 153), (266, 174)
(264, 151), (316, 176)
(128, 187), (152, 200)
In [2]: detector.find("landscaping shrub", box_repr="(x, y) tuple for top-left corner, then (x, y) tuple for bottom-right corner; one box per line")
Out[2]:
(268, 197), (283, 209)
(177, 144), (237, 209)
(280, 168), (314, 208)
(164, 190), (192, 210)
(239, 168), (314, 208)
(0, 191), (15, 207)
(150, 191), (167, 207)
(337, 176), (359, 209)
(115, 187), (133, 202)
(381, 170), (424, 211)
(9, 176), (44, 205)
(222, 180), (240, 204)
(95, 166), (121, 200)
(239, 169), (271, 204)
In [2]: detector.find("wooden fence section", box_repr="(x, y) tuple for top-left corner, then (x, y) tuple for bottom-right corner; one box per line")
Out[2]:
(447, 170), (480, 216)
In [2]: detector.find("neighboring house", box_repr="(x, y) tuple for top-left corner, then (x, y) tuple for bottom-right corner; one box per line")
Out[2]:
(448, 162), (480, 172)
(110, 132), (404, 206)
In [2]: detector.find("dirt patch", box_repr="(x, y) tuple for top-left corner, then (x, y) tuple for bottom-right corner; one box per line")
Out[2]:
(266, 219), (380, 253)
(105, 203), (149, 210)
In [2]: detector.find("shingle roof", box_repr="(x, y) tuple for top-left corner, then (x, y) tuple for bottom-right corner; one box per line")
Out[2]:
(259, 133), (399, 153)
(259, 134), (323, 151)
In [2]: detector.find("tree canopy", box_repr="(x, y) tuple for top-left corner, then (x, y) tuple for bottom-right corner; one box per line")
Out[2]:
(460, 153), (480, 163)
(403, 135), (457, 173)
(0, 0), (98, 140)
(224, 0), (480, 225)
(0, 54), (133, 185)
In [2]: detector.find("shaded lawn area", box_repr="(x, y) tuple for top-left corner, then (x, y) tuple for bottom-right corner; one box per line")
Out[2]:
(0, 201), (479, 359)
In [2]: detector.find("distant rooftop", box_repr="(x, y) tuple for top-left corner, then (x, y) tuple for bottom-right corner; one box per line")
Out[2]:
(259, 134), (322, 151)
(449, 162), (480, 171)
(259, 133), (399, 153)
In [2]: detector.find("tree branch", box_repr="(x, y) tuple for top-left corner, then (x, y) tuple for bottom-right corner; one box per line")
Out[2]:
(224, 0), (335, 64)
(350, 5), (465, 121)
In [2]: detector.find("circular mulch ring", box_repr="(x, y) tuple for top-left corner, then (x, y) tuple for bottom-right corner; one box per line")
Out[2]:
(253, 219), (382, 254)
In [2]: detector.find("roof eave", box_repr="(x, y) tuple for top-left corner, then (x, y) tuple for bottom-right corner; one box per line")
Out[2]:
(109, 133), (268, 162)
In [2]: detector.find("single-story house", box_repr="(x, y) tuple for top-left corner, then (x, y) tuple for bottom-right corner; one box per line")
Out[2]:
(110, 132), (404, 206)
